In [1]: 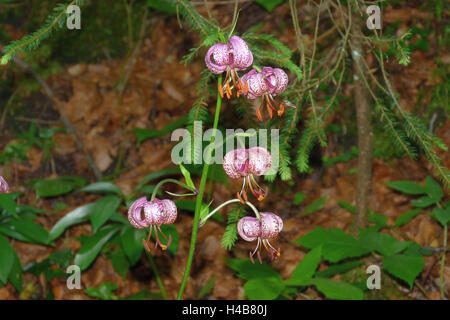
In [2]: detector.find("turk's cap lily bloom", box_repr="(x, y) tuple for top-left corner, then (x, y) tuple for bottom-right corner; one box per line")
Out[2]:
(223, 147), (272, 202)
(128, 197), (177, 251)
(237, 212), (283, 264)
(241, 67), (288, 120)
(205, 35), (253, 99)
(0, 176), (9, 194)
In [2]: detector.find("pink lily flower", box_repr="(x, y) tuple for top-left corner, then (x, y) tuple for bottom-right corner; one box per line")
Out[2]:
(241, 67), (288, 120)
(223, 147), (272, 202)
(205, 35), (253, 99)
(238, 212), (283, 264)
(128, 197), (177, 252)
(0, 176), (10, 194)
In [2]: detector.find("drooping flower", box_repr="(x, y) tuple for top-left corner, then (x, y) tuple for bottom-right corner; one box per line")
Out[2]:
(128, 197), (177, 251)
(241, 67), (288, 120)
(223, 147), (272, 202)
(205, 35), (253, 98)
(237, 212), (283, 264)
(0, 176), (9, 194)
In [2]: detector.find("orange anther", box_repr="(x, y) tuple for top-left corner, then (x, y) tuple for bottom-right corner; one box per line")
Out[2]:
(219, 85), (224, 98)
(278, 104), (285, 116)
(256, 107), (263, 121)
(237, 192), (246, 204)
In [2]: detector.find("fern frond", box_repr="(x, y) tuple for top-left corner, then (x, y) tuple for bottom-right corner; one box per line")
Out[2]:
(176, 0), (218, 40)
(296, 127), (317, 173)
(221, 205), (247, 250)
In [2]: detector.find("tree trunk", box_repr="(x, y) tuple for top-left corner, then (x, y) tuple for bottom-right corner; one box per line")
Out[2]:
(351, 10), (373, 234)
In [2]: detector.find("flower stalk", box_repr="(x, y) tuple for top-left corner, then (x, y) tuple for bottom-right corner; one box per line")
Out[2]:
(199, 198), (261, 227)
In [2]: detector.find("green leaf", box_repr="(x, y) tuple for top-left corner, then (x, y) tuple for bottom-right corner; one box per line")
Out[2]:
(424, 176), (443, 201)
(146, 0), (176, 15)
(394, 208), (422, 227)
(386, 180), (427, 195)
(285, 246), (322, 286)
(359, 230), (411, 256)
(179, 163), (195, 189)
(135, 167), (180, 191)
(49, 203), (95, 241)
(9, 250), (22, 292)
(197, 276), (215, 299)
(7, 219), (50, 245)
(85, 282), (118, 300)
(0, 193), (17, 216)
(90, 195), (121, 233)
(226, 258), (281, 280)
(411, 196), (438, 208)
(151, 224), (179, 255)
(303, 278), (363, 300)
(133, 115), (186, 145)
(120, 226), (145, 265)
(302, 196), (327, 215)
(244, 277), (285, 300)
(315, 261), (363, 278)
(254, 0), (285, 12)
(431, 206), (450, 226)
(0, 234), (14, 283)
(293, 227), (370, 263)
(383, 254), (424, 289)
(74, 225), (121, 270)
(78, 182), (123, 196)
(33, 176), (86, 198)
(110, 246), (130, 279)
(293, 192), (307, 205)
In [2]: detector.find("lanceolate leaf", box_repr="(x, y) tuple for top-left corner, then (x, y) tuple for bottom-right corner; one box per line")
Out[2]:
(285, 245), (322, 286)
(386, 180), (426, 195)
(120, 226), (145, 265)
(90, 195), (121, 233)
(0, 234), (15, 283)
(303, 278), (364, 300)
(78, 182), (123, 196)
(49, 203), (96, 241)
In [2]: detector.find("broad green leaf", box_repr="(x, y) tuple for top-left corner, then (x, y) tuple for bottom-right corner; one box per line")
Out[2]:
(303, 278), (363, 300)
(383, 254), (424, 289)
(0, 193), (17, 216)
(146, 0), (176, 15)
(7, 219), (49, 245)
(110, 246), (130, 278)
(244, 277), (285, 300)
(412, 196), (438, 208)
(120, 226), (145, 265)
(0, 225), (33, 242)
(0, 234), (14, 283)
(85, 282), (118, 300)
(386, 180), (426, 195)
(285, 245), (322, 286)
(394, 208), (422, 227)
(315, 261), (363, 278)
(293, 227), (370, 263)
(359, 230), (410, 256)
(254, 0), (285, 12)
(179, 163), (195, 189)
(90, 195), (121, 233)
(33, 176), (86, 198)
(9, 250), (22, 292)
(74, 225), (120, 270)
(424, 176), (443, 201)
(293, 192), (307, 205)
(431, 206), (450, 226)
(78, 182), (123, 196)
(49, 203), (95, 241)
(302, 196), (327, 215)
(226, 258), (281, 280)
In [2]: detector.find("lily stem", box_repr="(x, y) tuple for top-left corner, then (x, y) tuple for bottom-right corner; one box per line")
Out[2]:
(200, 198), (260, 227)
(440, 224), (447, 299)
(146, 253), (168, 300)
(150, 178), (198, 201)
(177, 75), (223, 300)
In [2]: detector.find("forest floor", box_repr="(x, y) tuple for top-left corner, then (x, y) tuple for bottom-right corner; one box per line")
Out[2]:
(0, 1), (448, 300)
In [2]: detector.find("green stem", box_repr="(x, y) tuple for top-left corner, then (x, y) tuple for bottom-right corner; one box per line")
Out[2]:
(176, 75), (223, 300)
(200, 199), (260, 227)
(150, 178), (197, 201)
(440, 224), (447, 299)
(146, 253), (168, 300)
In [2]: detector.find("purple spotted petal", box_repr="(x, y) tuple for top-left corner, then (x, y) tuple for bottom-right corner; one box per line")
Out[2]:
(248, 147), (272, 176)
(245, 72), (267, 99)
(237, 216), (261, 242)
(144, 199), (166, 226)
(128, 197), (150, 229)
(162, 199), (177, 225)
(223, 148), (250, 179)
(229, 36), (253, 70)
(260, 212), (283, 239)
(271, 68), (288, 95)
(0, 176), (10, 194)
(205, 43), (230, 74)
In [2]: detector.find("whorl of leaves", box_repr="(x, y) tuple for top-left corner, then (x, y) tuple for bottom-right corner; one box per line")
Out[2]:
(221, 205), (247, 250)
